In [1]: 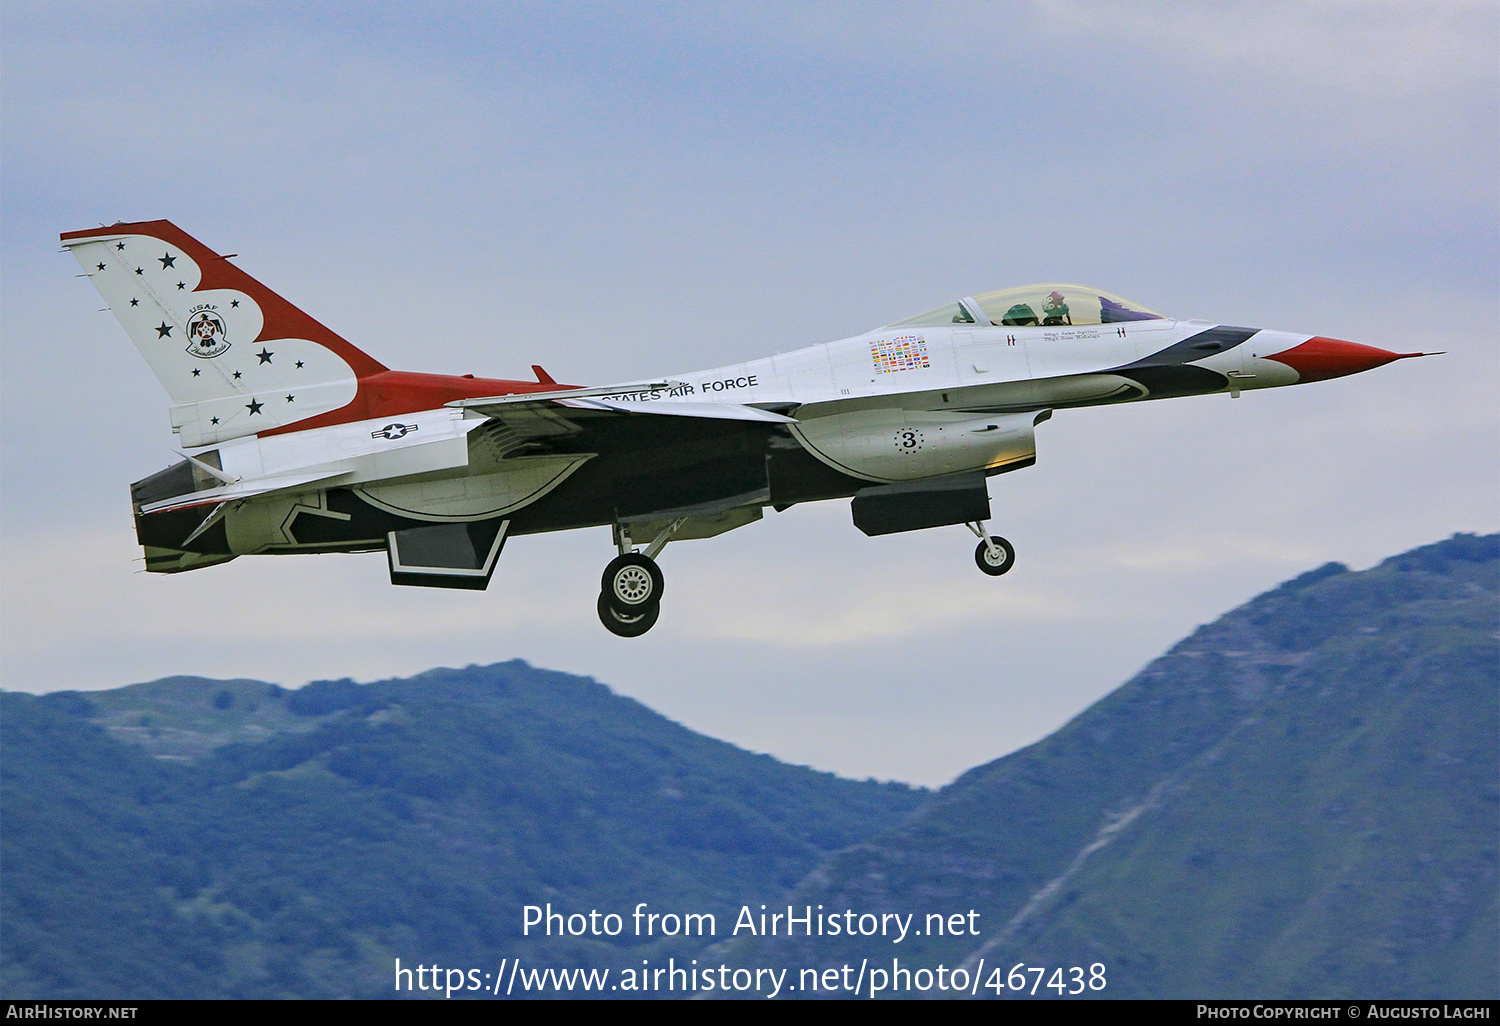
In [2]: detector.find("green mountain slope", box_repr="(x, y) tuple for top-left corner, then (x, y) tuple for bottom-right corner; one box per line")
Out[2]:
(737, 534), (1499, 998)
(1, 662), (925, 998)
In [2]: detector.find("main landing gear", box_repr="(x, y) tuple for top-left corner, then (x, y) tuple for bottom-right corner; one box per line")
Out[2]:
(597, 519), (682, 637)
(966, 522), (1015, 577)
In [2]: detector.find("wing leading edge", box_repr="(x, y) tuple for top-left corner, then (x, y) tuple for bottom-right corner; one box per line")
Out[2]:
(448, 390), (797, 424)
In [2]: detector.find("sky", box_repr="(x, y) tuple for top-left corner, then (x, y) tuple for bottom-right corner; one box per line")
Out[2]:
(2, 1), (1496, 786)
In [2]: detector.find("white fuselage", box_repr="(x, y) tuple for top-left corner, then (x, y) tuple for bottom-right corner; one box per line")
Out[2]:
(590, 319), (1306, 483)
(160, 315), (1309, 561)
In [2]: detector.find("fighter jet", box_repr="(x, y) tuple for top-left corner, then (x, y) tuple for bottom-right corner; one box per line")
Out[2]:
(62, 220), (1428, 636)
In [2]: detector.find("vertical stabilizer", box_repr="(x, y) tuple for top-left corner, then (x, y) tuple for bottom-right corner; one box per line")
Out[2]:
(62, 220), (387, 447)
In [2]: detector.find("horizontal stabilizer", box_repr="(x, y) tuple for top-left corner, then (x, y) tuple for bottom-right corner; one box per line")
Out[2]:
(138, 468), (348, 515)
(142, 547), (238, 574)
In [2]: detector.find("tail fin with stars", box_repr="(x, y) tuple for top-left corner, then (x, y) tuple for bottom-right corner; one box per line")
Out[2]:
(62, 220), (387, 447)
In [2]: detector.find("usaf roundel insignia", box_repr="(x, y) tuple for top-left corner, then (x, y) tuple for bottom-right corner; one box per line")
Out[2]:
(184, 306), (230, 358)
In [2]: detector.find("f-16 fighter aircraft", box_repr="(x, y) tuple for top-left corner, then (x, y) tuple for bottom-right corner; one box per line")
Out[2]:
(63, 221), (1428, 636)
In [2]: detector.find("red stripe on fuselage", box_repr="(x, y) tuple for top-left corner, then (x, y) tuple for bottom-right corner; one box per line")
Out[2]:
(257, 370), (575, 436)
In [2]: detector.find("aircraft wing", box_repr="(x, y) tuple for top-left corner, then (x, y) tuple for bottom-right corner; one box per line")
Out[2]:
(447, 388), (797, 424)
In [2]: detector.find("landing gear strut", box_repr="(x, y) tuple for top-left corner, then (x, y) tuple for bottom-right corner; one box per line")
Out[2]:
(596, 520), (681, 637)
(967, 522), (1015, 577)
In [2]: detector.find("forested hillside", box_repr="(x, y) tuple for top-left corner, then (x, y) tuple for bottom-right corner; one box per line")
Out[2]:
(1, 662), (925, 998)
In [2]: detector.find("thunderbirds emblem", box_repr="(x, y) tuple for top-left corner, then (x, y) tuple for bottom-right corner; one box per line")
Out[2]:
(184, 305), (230, 358)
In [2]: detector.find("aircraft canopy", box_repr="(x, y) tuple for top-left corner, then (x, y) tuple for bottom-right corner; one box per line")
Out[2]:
(891, 284), (1166, 328)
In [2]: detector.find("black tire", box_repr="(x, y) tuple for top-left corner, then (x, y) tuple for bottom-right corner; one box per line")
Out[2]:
(601, 552), (664, 612)
(597, 591), (660, 637)
(974, 536), (1015, 576)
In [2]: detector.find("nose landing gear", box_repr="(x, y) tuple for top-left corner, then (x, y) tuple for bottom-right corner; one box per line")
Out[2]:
(967, 522), (1015, 576)
(596, 519), (681, 637)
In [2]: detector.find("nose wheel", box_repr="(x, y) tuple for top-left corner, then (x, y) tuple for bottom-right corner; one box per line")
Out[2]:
(967, 522), (1015, 577)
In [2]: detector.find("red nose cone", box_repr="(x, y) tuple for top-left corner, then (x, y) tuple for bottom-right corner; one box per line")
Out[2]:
(1267, 336), (1420, 383)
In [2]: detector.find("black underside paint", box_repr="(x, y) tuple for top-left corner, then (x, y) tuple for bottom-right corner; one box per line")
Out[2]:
(150, 418), (811, 556)
(136, 506), (231, 554)
(288, 489), (388, 545)
(1104, 324), (1259, 400)
(767, 446), (869, 507)
(1116, 363), (1228, 399)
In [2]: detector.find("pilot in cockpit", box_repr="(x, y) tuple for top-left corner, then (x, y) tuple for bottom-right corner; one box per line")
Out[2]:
(1000, 303), (1039, 326)
(1042, 291), (1071, 326)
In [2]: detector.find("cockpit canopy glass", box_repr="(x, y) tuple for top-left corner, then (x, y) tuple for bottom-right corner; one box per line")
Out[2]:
(890, 285), (1166, 328)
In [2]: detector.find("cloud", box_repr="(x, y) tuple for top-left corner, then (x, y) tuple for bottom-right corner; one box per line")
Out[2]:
(1034, 0), (1495, 98)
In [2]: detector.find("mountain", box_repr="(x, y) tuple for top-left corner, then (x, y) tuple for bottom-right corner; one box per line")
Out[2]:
(5, 535), (1494, 1000)
(0, 662), (926, 998)
(732, 533), (1499, 998)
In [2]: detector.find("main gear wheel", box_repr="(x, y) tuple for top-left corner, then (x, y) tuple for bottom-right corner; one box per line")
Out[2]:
(601, 552), (664, 612)
(597, 591), (660, 637)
